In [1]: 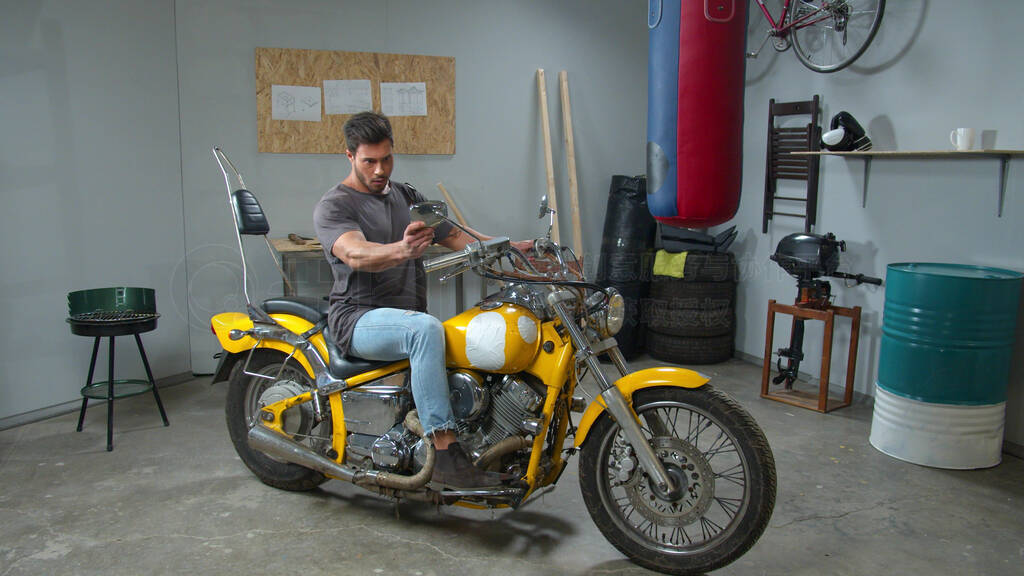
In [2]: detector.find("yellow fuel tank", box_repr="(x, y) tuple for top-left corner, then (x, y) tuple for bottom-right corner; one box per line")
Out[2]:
(443, 303), (541, 373)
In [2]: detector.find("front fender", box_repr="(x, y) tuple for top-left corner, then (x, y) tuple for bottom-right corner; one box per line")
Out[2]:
(573, 367), (709, 447)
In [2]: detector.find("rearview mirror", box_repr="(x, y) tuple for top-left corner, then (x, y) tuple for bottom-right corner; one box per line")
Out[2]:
(538, 195), (550, 219)
(410, 201), (448, 228)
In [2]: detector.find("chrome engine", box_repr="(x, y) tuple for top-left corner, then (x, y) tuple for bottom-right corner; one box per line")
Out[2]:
(478, 374), (544, 446)
(343, 369), (545, 473)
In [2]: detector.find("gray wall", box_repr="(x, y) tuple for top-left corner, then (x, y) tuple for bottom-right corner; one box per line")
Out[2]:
(0, 0), (187, 421)
(732, 1), (1024, 445)
(0, 0), (649, 420)
(176, 0), (649, 373)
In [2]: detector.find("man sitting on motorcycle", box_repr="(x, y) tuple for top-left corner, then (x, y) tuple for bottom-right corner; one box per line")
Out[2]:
(314, 111), (529, 489)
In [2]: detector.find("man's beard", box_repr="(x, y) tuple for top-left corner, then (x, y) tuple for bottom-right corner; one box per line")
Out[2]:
(358, 171), (388, 193)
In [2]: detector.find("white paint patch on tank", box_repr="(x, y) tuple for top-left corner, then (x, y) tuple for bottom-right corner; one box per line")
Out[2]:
(465, 312), (507, 370)
(518, 315), (538, 344)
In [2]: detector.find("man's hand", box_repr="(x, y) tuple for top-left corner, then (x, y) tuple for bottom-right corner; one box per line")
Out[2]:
(400, 221), (435, 260)
(510, 239), (535, 254)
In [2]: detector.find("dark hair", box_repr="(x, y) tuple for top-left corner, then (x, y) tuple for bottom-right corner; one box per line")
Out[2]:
(344, 111), (393, 153)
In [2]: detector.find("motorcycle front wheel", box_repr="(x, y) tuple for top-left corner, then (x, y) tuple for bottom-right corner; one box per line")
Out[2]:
(225, 349), (330, 491)
(579, 386), (776, 575)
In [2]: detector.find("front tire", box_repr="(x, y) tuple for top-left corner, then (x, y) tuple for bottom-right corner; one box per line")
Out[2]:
(225, 349), (329, 491)
(579, 386), (776, 575)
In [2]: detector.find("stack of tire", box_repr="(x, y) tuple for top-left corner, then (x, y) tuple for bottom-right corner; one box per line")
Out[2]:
(595, 175), (657, 359)
(642, 251), (738, 364)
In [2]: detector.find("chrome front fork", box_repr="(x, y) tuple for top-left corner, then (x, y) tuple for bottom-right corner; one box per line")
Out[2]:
(547, 292), (678, 495)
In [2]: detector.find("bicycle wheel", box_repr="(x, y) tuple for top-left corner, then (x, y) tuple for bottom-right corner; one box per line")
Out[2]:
(791, 0), (885, 73)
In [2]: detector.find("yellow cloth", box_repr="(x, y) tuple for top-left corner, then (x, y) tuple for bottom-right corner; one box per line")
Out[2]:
(653, 249), (688, 278)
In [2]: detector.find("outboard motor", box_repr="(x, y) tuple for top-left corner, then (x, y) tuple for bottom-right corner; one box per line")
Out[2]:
(769, 232), (882, 387)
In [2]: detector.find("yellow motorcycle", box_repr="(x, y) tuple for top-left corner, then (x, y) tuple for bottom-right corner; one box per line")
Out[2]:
(209, 148), (775, 575)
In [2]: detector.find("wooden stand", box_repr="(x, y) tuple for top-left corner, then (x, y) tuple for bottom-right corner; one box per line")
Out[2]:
(761, 300), (862, 413)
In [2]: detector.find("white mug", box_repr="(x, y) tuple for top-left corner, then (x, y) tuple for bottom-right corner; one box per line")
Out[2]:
(950, 128), (975, 151)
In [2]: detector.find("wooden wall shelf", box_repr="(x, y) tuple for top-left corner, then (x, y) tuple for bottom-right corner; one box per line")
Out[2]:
(791, 150), (1024, 216)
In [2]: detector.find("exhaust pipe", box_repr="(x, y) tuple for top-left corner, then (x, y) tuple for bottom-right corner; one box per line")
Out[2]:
(247, 410), (435, 490)
(248, 424), (356, 482)
(475, 435), (530, 470)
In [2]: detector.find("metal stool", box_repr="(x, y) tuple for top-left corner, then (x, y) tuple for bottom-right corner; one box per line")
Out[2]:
(67, 287), (169, 451)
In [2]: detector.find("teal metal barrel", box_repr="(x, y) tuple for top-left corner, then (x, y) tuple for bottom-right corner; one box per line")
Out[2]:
(870, 263), (1023, 469)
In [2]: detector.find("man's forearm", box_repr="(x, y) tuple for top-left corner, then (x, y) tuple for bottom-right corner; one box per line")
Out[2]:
(441, 227), (492, 251)
(337, 239), (410, 272)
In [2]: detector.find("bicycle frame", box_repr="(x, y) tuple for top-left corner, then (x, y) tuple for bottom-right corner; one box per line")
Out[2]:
(753, 0), (833, 37)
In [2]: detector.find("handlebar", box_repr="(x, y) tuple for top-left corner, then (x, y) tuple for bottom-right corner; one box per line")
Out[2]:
(422, 237), (511, 274)
(832, 271), (883, 286)
(423, 247), (470, 273)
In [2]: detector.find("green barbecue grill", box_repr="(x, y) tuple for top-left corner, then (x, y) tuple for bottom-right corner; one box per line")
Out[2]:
(67, 287), (169, 451)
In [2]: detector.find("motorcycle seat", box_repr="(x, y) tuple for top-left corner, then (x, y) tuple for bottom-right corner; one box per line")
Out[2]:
(322, 329), (393, 380)
(261, 296), (329, 323)
(260, 297), (394, 380)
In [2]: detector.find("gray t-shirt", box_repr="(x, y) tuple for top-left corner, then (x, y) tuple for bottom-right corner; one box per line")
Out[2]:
(313, 181), (452, 356)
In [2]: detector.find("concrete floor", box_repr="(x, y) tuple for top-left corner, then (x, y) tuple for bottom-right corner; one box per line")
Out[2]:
(1, 357), (1022, 575)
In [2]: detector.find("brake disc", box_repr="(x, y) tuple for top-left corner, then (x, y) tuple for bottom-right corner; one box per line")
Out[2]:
(624, 437), (715, 527)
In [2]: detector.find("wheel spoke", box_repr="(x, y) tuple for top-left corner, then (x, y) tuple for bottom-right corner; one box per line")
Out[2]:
(668, 407), (682, 436)
(638, 518), (657, 539)
(715, 496), (743, 517)
(715, 463), (747, 488)
(642, 411), (671, 438)
(703, 429), (738, 461)
(623, 503), (636, 522)
(669, 526), (691, 546)
(686, 412), (713, 444)
(700, 515), (725, 540)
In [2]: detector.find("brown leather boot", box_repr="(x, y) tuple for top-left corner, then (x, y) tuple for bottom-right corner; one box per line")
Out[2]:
(432, 442), (511, 489)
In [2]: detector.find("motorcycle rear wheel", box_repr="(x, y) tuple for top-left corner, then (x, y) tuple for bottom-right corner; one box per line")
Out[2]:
(225, 349), (329, 491)
(579, 386), (776, 575)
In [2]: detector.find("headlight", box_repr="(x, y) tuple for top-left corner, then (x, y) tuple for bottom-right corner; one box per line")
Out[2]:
(603, 288), (625, 337)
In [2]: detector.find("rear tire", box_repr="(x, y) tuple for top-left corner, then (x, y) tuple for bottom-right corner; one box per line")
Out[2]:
(791, 0), (885, 73)
(579, 387), (776, 575)
(225, 349), (329, 491)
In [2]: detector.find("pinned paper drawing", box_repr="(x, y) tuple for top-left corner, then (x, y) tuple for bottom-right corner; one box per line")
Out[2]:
(324, 79), (372, 115)
(381, 82), (427, 117)
(272, 85), (322, 121)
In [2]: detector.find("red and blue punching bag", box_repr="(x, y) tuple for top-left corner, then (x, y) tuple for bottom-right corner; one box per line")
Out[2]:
(647, 0), (746, 228)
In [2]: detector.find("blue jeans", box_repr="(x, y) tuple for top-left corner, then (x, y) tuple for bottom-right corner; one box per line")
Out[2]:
(349, 308), (455, 437)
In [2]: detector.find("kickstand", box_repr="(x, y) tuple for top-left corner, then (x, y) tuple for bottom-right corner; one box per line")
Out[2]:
(394, 499), (401, 520)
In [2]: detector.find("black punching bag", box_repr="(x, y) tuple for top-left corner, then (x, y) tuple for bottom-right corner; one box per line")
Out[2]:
(596, 175), (657, 358)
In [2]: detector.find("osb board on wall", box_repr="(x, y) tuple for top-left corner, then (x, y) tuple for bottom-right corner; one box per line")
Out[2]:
(255, 47), (455, 155)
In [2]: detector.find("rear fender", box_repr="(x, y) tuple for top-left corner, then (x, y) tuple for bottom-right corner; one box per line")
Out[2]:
(573, 367), (709, 447)
(212, 351), (239, 384)
(210, 312), (323, 379)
